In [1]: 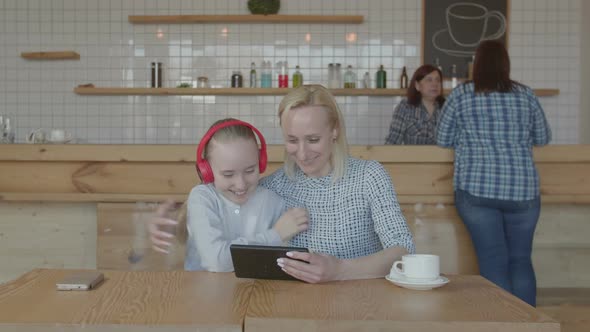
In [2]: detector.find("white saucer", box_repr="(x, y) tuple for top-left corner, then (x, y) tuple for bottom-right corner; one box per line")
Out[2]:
(385, 274), (449, 291)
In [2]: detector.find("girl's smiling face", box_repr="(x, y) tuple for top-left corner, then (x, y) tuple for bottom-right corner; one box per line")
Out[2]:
(209, 137), (261, 205)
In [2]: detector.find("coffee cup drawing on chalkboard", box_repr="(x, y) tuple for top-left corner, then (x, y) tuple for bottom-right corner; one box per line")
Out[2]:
(432, 2), (506, 57)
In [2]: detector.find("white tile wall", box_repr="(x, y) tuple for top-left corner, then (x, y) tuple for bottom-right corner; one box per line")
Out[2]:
(0, 0), (581, 144)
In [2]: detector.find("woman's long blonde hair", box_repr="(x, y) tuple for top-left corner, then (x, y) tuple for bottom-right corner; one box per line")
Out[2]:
(278, 84), (349, 181)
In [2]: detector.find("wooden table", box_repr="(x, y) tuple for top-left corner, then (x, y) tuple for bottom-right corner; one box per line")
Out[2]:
(245, 275), (560, 332)
(0, 270), (560, 332)
(0, 269), (252, 332)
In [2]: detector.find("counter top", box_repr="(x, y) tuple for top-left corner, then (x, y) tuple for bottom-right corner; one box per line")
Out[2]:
(1, 144), (588, 162)
(1, 144), (589, 203)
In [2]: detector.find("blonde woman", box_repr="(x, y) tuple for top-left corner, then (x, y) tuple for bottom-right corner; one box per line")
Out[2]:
(264, 84), (414, 283)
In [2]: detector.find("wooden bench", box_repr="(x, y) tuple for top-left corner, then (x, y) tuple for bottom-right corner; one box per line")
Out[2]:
(96, 202), (479, 274)
(537, 288), (590, 332)
(96, 202), (590, 332)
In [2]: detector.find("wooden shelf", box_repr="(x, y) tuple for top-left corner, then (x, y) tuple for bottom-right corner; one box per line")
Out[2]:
(75, 87), (405, 96)
(128, 14), (364, 24)
(531, 89), (560, 97)
(74, 87), (560, 97)
(21, 51), (80, 60)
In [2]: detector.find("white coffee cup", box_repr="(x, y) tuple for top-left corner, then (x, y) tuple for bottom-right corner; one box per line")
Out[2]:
(446, 3), (506, 47)
(50, 129), (65, 141)
(48, 129), (72, 143)
(391, 254), (440, 281)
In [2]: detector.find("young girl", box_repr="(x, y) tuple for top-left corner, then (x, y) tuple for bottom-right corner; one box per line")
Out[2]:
(151, 118), (308, 272)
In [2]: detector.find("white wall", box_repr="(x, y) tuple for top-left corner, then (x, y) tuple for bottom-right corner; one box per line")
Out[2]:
(0, 0), (582, 145)
(581, 1), (590, 143)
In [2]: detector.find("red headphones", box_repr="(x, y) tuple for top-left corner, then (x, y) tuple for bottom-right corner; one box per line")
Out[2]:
(196, 120), (268, 184)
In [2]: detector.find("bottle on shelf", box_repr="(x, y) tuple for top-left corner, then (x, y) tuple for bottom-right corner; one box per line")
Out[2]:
(249, 62), (257, 88)
(467, 55), (475, 80)
(0, 116), (15, 144)
(261, 61), (272, 88)
(0, 116), (4, 143)
(197, 76), (210, 88)
(292, 65), (303, 88)
(344, 65), (357, 88)
(434, 58), (443, 73)
(400, 66), (408, 89)
(362, 72), (371, 88)
(231, 71), (243, 88)
(151, 61), (163, 88)
(277, 61), (289, 88)
(451, 64), (458, 88)
(328, 63), (342, 88)
(376, 65), (386, 89)
(5, 118), (14, 144)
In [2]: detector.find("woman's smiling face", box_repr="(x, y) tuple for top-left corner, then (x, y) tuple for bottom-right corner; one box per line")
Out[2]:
(281, 105), (337, 178)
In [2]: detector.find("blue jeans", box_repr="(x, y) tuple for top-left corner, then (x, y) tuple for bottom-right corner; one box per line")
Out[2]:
(455, 189), (540, 307)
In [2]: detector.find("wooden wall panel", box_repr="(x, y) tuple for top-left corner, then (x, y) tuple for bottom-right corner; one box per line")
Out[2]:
(93, 202), (590, 288)
(537, 164), (590, 195)
(534, 248), (590, 288)
(97, 203), (185, 271)
(1, 145), (589, 203)
(533, 204), (590, 288)
(96, 202), (478, 274)
(384, 164), (454, 195)
(538, 306), (590, 332)
(0, 162), (282, 196)
(535, 204), (590, 246)
(0, 202), (96, 284)
(1, 203), (589, 288)
(0, 162), (197, 194)
(4, 161), (588, 198)
(401, 203), (478, 274)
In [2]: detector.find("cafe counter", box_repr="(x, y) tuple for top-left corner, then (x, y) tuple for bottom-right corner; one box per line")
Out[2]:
(0, 144), (589, 291)
(1, 144), (588, 203)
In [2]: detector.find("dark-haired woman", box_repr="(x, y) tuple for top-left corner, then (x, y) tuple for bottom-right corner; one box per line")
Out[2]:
(385, 64), (445, 145)
(436, 40), (551, 306)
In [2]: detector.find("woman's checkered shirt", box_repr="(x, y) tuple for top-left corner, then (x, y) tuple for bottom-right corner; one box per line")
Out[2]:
(261, 157), (415, 259)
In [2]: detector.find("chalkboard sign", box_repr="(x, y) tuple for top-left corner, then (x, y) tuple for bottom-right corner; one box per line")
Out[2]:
(422, 0), (509, 78)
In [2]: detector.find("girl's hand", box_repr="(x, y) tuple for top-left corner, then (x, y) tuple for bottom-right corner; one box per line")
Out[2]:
(273, 208), (309, 242)
(277, 251), (342, 283)
(147, 199), (179, 254)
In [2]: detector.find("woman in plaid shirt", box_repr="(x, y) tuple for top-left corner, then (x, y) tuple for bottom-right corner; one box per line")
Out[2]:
(385, 64), (445, 145)
(436, 40), (551, 306)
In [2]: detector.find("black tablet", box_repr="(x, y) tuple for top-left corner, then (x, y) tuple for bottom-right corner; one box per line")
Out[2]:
(230, 244), (309, 281)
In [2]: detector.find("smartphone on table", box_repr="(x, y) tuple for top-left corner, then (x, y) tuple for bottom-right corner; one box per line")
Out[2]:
(56, 271), (104, 291)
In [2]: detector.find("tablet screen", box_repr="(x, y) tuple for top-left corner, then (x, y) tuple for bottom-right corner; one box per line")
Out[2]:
(230, 244), (309, 281)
